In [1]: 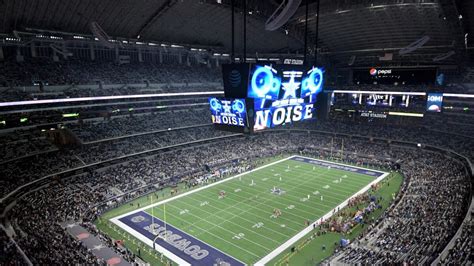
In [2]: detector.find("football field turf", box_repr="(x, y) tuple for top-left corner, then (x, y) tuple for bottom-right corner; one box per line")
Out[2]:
(111, 156), (387, 265)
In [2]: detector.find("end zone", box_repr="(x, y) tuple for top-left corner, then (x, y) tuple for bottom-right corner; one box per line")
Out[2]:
(110, 211), (244, 266)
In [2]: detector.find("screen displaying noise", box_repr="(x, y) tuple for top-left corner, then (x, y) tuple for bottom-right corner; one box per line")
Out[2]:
(208, 97), (248, 127)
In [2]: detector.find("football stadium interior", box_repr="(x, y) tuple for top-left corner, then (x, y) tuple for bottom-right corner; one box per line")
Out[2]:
(0, 0), (473, 265)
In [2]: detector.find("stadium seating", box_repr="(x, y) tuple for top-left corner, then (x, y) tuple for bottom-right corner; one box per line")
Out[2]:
(2, 129), (471, 265)
(0, 58), (472, 266)
(0, 60), (221, 86)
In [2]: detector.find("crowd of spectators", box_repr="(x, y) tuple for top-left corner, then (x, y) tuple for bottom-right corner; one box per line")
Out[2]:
(439, 218), (472, 265)
(0, 226), (24, 266)
(0, 129), (57, 162)
(1, 57), (471, 264)
(10, 180), (107, 265)
(70, 107), (211, 142)
(0, 107), (216, 195)
(0, 125), (233, 196)
(0, 60), (221, 87)
(0, 96), (211, 131)
(331, 154), (469, 264)
(310, 120), (474, 162)
(1, 128), (471, 265)
(0, 84), (221, 103)
(74, 125), (234, 164)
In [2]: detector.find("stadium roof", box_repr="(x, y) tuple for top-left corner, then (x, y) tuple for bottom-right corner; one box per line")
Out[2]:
(0, 0), (471, 65)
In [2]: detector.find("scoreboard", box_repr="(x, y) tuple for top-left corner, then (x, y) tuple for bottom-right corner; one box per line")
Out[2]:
(331, 91), (426, 109)
(212, 63), (325, 133)
(208, 97), (248, 127)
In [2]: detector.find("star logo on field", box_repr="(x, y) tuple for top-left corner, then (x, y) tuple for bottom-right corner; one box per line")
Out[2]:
(281, 75), (300, 99)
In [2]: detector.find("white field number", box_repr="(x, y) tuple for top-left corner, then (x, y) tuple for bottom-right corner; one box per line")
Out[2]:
(232, 233), (245, 240)
(200, 201), (209, 207)
(179, 209), (189, 215)
(286, 205), (295, 210)
(252, 222), (264, 229)
(234, 188), (241, 193)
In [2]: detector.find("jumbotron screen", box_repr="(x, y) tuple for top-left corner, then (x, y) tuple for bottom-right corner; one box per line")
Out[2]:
(208, 97), (248, 127)
(247, 64), (324, 131)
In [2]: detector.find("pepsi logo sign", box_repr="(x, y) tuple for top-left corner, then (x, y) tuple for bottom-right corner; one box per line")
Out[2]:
(369, 68), (392, 76)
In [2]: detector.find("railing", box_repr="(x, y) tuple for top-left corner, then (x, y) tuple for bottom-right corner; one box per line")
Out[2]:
(0, 224), (33, 266)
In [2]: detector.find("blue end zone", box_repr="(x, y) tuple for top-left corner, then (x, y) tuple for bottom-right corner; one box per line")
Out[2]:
(290, 156), (386, 177)
(119, 211), (245, 266)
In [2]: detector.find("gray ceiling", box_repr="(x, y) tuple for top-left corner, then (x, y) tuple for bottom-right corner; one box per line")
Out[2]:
(0, 0), (471, 65)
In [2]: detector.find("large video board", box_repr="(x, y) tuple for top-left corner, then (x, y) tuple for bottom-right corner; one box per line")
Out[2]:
(247, 64), (324, 131)
(208, 97), (248, 127)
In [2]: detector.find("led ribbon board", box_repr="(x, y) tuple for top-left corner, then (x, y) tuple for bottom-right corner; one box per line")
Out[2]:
(248, 64), (324, 131)
(208, 97), (248, 127)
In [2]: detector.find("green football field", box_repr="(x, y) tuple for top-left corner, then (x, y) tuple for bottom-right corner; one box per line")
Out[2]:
(131, 157), (383, 265)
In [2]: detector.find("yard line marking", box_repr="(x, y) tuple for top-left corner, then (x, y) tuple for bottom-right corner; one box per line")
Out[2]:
(213, 183), (313, 221)
(250, 166), (366, 202)
(221, 174), (347, 207)
(218, 172), (346, 215)
(255, 156), (388, 265)
(267, 162), (370, 191)
(162, 203), (275, 252)
(163, 196), (288, 243)
(228, 165), (363, 200)
(112, 156), (295, 220)
(203, 163), (367, 230)
(177, 178), (304, 231)
(127, 210), (262, 260)
(180, 191), (300, 235)
(111, 155), (387, 265)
